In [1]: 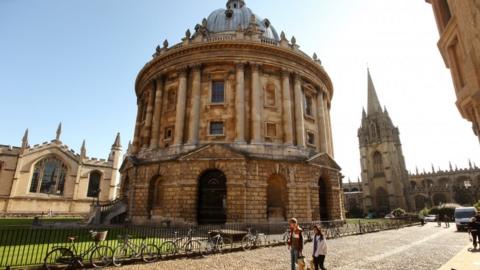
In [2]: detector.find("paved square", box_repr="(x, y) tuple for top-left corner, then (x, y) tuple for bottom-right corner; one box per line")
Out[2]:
(113, 223), (470, 270)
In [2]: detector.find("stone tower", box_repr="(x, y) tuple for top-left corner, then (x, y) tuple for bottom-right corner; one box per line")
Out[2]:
(358, 70), (411, 215)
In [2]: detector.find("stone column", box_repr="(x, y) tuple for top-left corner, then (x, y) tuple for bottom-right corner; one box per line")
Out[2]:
(323, 98), (334, 157)
(293, 73), (305, 147)
(142, 85), (155, 148)
(251, 63), (263, 143)
(316, 91), (328, 153)
(235, 62), (246, 143)
(150, 76), (164, 149)
(282, 70), (294, 145)
(188, 65), (202, 145)
(174, 67), (188, 146)
(131, 102), (143, 153)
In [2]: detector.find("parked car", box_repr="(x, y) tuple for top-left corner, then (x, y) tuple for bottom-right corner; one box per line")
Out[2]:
(424, 215), (437, 222)
(455, 207), (477, 231)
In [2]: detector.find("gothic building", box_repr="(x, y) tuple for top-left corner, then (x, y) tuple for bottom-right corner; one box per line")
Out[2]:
(120, 0), (345, 225)
(357, 70), (412, 215)
(348, 69), (480, 216)
(0, 124), (122, 216)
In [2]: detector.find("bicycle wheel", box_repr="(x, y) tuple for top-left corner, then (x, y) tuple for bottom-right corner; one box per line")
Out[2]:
(219, 237), (233, 253)
(44, 248), (74, 270)
(256, 234), (267, 247)
(241, 235), (253, 251)
(141, 244), (160, 263)
(184, 240), (203, 257)
(159, 241), (177, 257)
(112, 246), (131, 267)
(90, 245), (113, 268)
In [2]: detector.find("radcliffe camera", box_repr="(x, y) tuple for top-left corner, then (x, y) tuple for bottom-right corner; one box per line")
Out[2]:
(0, 1), (479, 269)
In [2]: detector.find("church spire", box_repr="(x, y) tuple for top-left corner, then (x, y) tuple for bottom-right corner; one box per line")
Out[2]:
(21, 129), (29, 149)
(55, 122), (62, 141)
(367, 69), (383, 115)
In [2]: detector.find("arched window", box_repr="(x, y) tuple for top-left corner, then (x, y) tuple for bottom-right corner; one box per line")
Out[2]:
(369, 122), (378, 139)
(87, 171), (102, 198)
(373, 151), (383, 175)
(29, 157), (67, 195)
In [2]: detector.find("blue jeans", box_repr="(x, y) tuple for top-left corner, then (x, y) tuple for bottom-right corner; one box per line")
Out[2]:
(290, 248), (299, 270)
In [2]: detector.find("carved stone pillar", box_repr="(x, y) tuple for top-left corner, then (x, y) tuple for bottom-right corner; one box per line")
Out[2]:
(174, 68), (188, 145)
(235, 62), (246, 143)
(142, 85), (155, 148)
(150, 76), (164, 149)
(188, 65), (202, 145)
(251, 63), (263, 143)
(293, 73), (305, 147)
(323, 97), (334, 156)
(131, 102), (143, 153)
(282, 70), (294, 145)
(316, 91), (328, 153)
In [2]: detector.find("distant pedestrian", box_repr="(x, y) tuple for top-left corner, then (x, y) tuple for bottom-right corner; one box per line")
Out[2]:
(443, 214), (450, 228)
(468, 217), (479, 249)
(436, 214), (441, 227)
(287, 218), (304, 270)
(311, 225), (327, 270)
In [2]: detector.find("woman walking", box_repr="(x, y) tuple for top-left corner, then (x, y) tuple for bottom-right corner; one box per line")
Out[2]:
(312, 225), (327, 270)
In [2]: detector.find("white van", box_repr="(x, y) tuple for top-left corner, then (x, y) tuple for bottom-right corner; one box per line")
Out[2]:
(455, 207), (477, 231)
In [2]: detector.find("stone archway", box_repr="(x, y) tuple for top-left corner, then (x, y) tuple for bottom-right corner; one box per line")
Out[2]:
(375, 187), (390, 215)
(266, 174), (287, 222)
(197, 169), (227, 225)
(318, 177), (330, 221)
(433, 193), (447, 206)
(414, 195), (428, 211)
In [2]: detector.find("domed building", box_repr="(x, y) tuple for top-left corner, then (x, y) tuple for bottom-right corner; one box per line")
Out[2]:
(120, 0), (344, 225)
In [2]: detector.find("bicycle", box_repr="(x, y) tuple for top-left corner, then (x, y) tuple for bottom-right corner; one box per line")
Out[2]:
(44, 230), (113, 269)
(112, 234), (160, 266)
(241, 228), (266, 251)
(203, 230), (233, 255)
(159, 229), (203, 257)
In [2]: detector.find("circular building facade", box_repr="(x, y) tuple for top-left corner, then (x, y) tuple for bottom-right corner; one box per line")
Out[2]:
(120, 0), (345, 225)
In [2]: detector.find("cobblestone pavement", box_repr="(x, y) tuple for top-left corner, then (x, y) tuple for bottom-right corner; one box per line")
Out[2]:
(113, 223), (470, 270)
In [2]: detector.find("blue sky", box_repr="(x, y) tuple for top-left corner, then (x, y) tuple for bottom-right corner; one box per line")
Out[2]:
(0, 0), (478, 180)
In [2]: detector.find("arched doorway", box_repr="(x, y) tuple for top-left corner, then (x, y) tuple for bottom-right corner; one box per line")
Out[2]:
(147, 177), (159, 219)
(318, 177), (330, 221)
(433, 193), (447, 206)
(414, 195), (428, 211)
(197, 169), (227, 224)
(375, 187), (390, 215)
(267, 174), (287, 222)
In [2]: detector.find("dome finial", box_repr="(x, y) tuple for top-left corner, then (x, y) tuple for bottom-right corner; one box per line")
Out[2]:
(227, 0), (245, 9)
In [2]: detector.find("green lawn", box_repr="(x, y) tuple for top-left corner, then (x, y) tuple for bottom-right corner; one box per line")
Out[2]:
(0, 217), (83, 227)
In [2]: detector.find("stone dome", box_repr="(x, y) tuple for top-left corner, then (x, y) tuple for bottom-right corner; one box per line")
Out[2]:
(206, 0), (280, 41)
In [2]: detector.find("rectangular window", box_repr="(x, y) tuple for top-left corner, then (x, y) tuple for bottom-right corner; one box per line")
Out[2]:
(266, 123), (277, 138)
(166, 89), (176, 111)
(265, 84), (276, 107)
(209, 121), (225, 136)
(305, 95), (313, 117)
(448, 38), (466, 89)
(211, 81), (225, 103)
(164, 127), (173, 140)
(306, 131), (315, 146)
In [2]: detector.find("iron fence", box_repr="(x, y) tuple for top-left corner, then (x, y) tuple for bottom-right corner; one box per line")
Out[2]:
(0, 218), (419, 269)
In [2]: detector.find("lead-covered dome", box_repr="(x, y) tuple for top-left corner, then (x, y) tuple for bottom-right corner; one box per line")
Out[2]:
(206, 0), (280, 41)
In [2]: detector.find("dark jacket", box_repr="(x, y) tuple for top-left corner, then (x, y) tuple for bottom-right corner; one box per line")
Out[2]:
(288, 227), (304, 252)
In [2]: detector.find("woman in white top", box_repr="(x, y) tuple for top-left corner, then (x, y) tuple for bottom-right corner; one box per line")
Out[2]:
(312, 225), (327, 270)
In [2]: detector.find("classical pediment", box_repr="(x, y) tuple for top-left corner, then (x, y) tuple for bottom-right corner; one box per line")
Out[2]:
(178, 144), (246, 161)
(307, 153), (341, 171)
